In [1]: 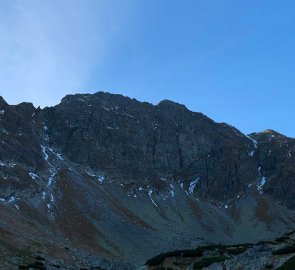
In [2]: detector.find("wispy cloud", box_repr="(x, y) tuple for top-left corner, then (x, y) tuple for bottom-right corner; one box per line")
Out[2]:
(0, 0), (135, 107)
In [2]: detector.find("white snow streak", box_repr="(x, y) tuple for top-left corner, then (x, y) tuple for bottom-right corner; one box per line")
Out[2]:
(257, 177), (266, 194)
(189, 178), (200, 194)
(169, 184), (175, 197)
(148, 190), (157, 207)
(29, 172), (39, 180)
(41, 145), (50, 164)
(8, 196), (15, 203)
(248, 151), (255, 157)
(247, 136), (258, 149)
(47, 170), (56, 186)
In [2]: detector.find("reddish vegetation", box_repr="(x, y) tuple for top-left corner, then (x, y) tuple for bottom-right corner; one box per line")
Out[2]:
(89, 177), (155, 231)
(229, 203), (241, 222)
(55, 170), (117, 258)
(187, 197), (203, 219)
(254, 197), (273, 225)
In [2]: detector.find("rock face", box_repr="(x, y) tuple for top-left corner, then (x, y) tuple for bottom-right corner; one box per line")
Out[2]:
(0, 91), (295, 269)
(41, 92), (258, 202)
(250, 130), (295, 209)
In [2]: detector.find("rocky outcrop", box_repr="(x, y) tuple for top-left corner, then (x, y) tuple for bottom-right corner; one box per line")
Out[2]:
(145, 230), (295, 270)
(249, 130), (295, 209)
(40, 92), (261, 203)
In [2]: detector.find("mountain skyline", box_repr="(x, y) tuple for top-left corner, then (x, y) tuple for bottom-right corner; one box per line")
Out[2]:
(1, 1), (295, 136)
(1, 91), (294, 140)
(1, 91), (295, 269)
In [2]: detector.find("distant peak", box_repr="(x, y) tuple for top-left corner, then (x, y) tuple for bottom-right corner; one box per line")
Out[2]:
(261, 129), (278, 134)
(60, 91), (136, 104)
(0, 96), (8, 107)
(259, 129), (286, 137)
(249, 129), (289, 140)
(157, 99), (187, 110)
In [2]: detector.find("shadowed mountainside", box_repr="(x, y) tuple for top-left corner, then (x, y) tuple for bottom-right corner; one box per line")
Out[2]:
(0, 92), (295, 269)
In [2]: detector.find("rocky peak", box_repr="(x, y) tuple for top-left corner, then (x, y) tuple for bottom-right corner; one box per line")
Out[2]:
(1, 92), (295, 269)
(157, 99), (188, 110)
(1, 92), (295, 208)
(250, 129), (289, 142)
(39, 92), (260, 204)
(0, 96), (8, 108)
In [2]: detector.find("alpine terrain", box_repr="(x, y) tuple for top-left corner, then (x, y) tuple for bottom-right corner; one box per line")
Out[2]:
(1, 92), (295, 269)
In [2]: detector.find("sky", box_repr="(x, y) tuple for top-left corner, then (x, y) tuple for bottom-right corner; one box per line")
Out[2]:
(1, 1), (295, 136)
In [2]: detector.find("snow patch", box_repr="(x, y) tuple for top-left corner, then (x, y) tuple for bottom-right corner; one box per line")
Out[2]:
(0, 161), (16, 168)
(48, 147), (64, 160)
(180, 182), (189, 196)
(29, 172), (39, 180)
(248, 151), (255, 157)
(87, 171), (105, 183)
(257, 177), (266, 194)
(189, 177), (200, 194)
(47, 170), (56, 186)
(97, 175), (105, 183)
(169, 184), (175, 197)
(247, 136), (258, 149)
(87, 171), (96, 177)
(0, 110), (4, 115)
(122, 112), (135, 118)
(56, 153), (64, 160)
(8, 196), (15, 203)
(101, 106), (111, 111)
(41, 145), (50, 163)
(148, 190), (157, 207)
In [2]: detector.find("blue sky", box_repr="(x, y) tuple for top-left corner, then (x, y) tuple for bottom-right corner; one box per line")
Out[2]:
(1, 1), (295, 136)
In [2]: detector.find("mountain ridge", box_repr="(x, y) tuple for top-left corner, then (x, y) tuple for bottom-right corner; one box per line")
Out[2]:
(0, 91), (295, 269)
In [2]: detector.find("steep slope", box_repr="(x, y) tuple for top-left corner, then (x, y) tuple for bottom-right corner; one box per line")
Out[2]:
(0, 92), (295, 269)
(41, 92), (259, 203)
(249, 129), (295, 209)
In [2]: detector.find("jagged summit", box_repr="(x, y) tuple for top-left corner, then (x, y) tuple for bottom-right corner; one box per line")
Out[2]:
(1, 92), (295, 269)
(250, 129), (288, 138)
(0, 96), (8, 108)
(157, 99), (188, 109)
